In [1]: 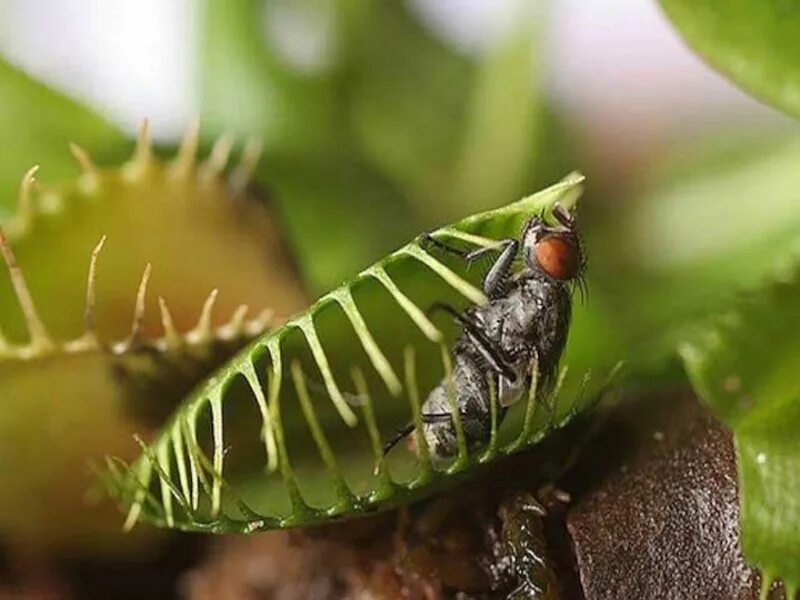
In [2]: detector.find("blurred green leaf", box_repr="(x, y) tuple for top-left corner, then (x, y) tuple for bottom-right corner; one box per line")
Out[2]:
(200, 0), (560, 292)
(263, 154), (416, 292)
(589, 135), (800, 374)
(659, 0), (800, 117)
(447, 18), (543, 217)
(680, 277), (800, 592)
(352, 4), (546, 223)
(200, 0), (419, 292)
(201, 0), (341, 155)
(349, 3), (472, 217)
(0, 56), (127, 217)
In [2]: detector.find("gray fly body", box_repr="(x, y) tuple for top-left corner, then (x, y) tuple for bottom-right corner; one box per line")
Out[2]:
(384, 204), (585, 459)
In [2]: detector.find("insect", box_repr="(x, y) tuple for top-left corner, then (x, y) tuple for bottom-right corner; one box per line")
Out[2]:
(384, 203), (585, 459)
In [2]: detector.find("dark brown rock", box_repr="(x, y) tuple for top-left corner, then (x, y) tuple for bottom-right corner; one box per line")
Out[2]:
(565, 392), (773, 600)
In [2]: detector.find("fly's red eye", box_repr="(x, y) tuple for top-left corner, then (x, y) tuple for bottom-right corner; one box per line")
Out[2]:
(535, 235), (579, 280)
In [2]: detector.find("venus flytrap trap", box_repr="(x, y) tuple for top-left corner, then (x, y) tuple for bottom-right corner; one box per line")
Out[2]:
(105, 173), (622, 534)
(0, 122), (307, 550)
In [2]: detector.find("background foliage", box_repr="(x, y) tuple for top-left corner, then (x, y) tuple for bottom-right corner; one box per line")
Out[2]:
(0, 0), (798, 593)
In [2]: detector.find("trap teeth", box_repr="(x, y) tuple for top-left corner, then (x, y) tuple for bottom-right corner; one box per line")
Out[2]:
(200, 133), (235, 185)
(0, 223), (53, 356)
(230, 137), (263, 194)
(125, 118), (153, 179)
(69, 142), (96, 174)
(0, 118), (310, 549)
(158, 297), (181, 348)
(169, 117), (201, 180)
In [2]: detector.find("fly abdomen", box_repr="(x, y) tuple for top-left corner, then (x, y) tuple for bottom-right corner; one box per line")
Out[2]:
(419, 350), (497, 458)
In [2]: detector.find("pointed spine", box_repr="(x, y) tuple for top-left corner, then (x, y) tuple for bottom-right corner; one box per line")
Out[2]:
(334, 287), (401, 396)
(291, 361), (355, 508)
(200, 133), (234, 184)
(71, 235), (107, 350)
(124, 119), (152, 180)
(7, 166), (39, 238)
(70, 143), (100, 193)
(70, 142), (95, 173)
(0, 224), (53, 355)
(169, 117), (200, 180)
(188, 289), (219, 345)
(404, 346), (432, 480)
(218, 304), (249, 340)
(115, 264), (152, 352)
(241, 360), (278, 473)
(245, 308), (274, 337)
(210, 390), (224, 516)
(368, 265), (443, 342)
(158, 297), (182, 349)
(403, 244), (487, 306)
(297, 315), (358, 427)
(231, 137), (263, 195)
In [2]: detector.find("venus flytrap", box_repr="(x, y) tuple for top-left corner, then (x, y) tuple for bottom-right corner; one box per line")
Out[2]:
(0, 122), (307, 550)
(105, 173), (621, 534)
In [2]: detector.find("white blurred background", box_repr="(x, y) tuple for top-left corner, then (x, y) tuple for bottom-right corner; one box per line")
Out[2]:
(0, 0), (792, 143)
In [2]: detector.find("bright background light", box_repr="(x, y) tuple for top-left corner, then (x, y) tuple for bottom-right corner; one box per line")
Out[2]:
(0, 0), (792, 144)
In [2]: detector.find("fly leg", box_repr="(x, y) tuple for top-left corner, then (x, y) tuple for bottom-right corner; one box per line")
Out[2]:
(420, 234), (519, 299)
(481, 239), (518, 298)
(419, 233), (497, 262)
(382, 423), (415, 455)
(428, 302), (517, 382)
(381, 413), (455, 456)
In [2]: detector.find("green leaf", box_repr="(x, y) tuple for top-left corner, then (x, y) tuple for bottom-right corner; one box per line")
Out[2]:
(200, 0), (341, 155)
(680, 277), (800, 590)
(199, 0), (420, 292)
(199, 0), (561, 292)
(659, 0), (800, 117)
(106, 173), (622, 534)
(0, 56), (127, 216)
(589, 134), (800, 373)
(348, 3), (473, 217)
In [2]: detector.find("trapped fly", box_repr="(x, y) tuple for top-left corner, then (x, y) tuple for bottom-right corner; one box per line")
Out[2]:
(383, 203), (585, 459)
